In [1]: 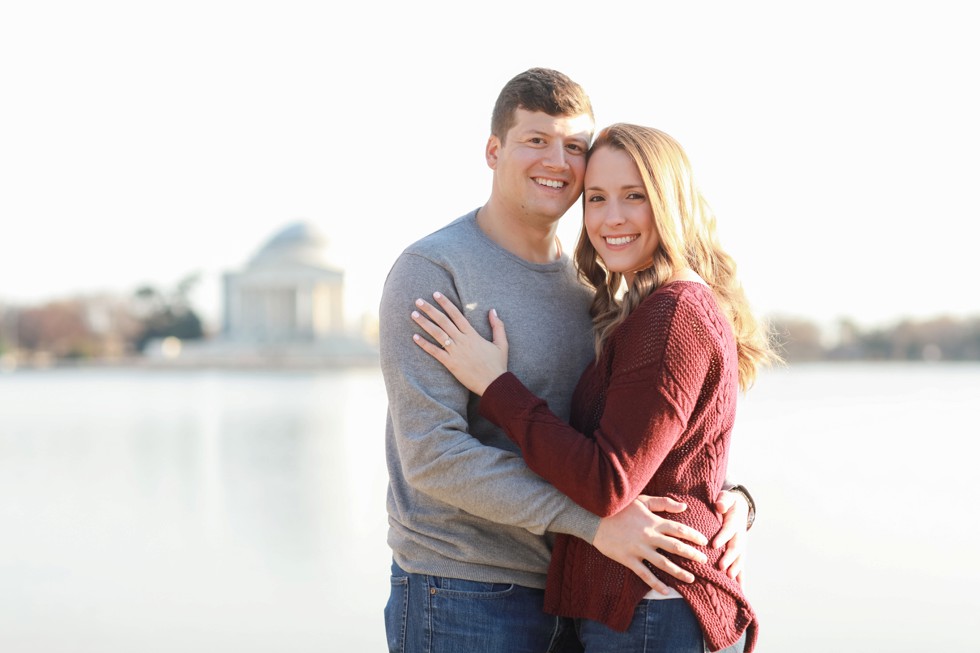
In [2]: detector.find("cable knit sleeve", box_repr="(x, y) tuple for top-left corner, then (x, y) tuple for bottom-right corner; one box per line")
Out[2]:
(479, 286), (715, 517)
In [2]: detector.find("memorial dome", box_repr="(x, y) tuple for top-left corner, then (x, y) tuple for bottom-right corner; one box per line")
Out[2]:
(248, 221), (336, 270)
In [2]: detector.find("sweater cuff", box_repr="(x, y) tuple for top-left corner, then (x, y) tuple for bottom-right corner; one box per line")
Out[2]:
(478, 371), (537, 429)
(551, 505), (601, 543)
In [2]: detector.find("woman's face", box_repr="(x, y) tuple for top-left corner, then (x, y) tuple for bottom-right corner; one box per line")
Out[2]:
(583, 146), (659, 280)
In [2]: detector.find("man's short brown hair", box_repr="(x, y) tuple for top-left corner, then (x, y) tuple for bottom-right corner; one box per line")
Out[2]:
(490, 68), (594, 143)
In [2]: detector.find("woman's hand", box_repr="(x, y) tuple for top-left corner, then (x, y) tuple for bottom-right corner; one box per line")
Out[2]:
(713, 489), (750, 585)
(411, 292), (509, 396)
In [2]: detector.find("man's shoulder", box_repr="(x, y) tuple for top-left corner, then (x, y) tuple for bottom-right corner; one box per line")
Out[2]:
(380, 211), (483, 300)
(401, 211), (481, 262)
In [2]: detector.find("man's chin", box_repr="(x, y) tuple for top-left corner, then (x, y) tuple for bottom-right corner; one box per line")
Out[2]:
(536, 198), (578, 220)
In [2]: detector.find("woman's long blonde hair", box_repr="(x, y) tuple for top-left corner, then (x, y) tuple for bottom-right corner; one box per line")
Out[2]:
(574, 123), (777, 390)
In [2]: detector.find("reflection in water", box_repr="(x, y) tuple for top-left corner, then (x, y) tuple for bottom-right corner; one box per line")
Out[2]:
(0, 368), (390, 652)
(1, 363), (978, 652)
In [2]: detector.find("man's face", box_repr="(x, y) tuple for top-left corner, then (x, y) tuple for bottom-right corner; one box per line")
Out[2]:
(486, 108), (594, 225)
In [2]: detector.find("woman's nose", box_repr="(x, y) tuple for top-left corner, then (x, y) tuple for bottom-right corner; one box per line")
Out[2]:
(605, 204), (626, 225)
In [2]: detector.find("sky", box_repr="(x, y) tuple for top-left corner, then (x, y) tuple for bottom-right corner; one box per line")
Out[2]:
(2, 1), (977, 334)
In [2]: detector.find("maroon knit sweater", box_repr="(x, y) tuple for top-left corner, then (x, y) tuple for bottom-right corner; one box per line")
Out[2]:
(479, 281), (757, 652)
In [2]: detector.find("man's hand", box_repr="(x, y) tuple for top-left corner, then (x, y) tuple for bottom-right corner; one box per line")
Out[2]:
(713, 490), (749, 585)
(592, 496), (708, 594)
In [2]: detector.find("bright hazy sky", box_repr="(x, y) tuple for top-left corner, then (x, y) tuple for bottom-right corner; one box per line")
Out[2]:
(2, 2), (977, 332)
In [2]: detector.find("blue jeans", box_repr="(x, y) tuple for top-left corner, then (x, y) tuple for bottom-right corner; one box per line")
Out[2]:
(576, 598), (746, 653)
(384, 560), (580, 653)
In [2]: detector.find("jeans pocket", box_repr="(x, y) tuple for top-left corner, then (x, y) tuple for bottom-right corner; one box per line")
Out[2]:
(427, 575), (517, 598)
(384, 575), (409, 653)
(427, 579), (551, 652)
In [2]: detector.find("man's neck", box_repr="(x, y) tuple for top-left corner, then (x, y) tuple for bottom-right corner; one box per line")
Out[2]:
(476, 200), (563, 264)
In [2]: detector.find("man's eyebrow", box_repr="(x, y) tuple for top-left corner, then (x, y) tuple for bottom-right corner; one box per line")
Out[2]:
(520, 129), (588, 140)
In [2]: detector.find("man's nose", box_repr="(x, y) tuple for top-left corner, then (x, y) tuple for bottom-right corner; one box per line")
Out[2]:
(543, 143), (568, 169)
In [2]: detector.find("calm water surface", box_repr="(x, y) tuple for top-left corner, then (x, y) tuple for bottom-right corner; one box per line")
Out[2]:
(0, 363), (977, 652)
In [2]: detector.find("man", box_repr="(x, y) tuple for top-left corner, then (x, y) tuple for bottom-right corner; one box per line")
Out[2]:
(380, 68), (753, 652)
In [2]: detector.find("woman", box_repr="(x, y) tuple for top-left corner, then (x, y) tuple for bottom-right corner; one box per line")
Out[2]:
(410, 124), (776, 652)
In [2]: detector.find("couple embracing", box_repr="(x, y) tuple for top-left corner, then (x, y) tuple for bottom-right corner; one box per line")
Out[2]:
(380, 67), (776, 653)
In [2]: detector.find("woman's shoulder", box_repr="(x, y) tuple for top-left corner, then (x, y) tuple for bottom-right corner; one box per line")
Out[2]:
(609, 283), (718, 378)
(629, 281), (726, 342)
(641, 279), (713, 313)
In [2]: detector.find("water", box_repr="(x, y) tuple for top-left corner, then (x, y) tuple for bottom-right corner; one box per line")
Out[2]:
(731, 363), (980, 651)
(0, 363), (977, 652)
(0, 368), (391, 652)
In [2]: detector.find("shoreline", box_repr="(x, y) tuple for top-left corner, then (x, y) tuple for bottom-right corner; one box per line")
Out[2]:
(0, 353), (381, 373)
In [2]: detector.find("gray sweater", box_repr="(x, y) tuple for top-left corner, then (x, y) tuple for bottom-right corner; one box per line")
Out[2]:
(380, 210), (600, 589)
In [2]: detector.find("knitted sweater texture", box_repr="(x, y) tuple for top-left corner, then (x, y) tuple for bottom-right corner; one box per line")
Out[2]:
(480, 281), (758, 652)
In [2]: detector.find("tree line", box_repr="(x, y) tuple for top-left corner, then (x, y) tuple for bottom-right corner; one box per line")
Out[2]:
(2, 282), (977, 364)
(0, 275), (205, 364)
(771, 315), (980, 362)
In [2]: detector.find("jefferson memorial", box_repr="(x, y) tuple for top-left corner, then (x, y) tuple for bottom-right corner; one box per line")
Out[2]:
(154, 221), (377, 367)
(223, 221), (345, 343)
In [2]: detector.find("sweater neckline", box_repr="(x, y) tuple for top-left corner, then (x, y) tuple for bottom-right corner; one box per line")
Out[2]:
(463, 209), (570, 273)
